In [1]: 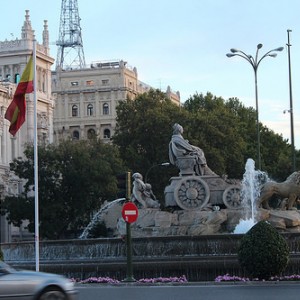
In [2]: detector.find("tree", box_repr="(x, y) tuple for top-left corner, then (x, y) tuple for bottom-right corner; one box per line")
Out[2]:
(184, 92), (295, 179)
(184, 93), (248, 178)
(113, 89), (185, 202)
(113, 90), (298, 203)
(1, 139), (125, 239)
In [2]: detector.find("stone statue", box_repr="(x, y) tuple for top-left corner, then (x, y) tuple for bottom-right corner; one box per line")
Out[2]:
(169, 123), (215, 176)
(258, 171), (300, 210)
(131, 172), (160, 209)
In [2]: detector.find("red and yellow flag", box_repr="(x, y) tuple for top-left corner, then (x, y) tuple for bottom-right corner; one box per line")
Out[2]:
(5, 55), (34, 136)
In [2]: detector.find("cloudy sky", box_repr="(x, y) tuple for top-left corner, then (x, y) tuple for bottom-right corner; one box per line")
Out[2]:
(2, 0), (300, 148)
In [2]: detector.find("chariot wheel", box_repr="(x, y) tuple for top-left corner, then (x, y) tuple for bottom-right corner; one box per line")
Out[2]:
(222, 185), (242, 209)
(173, 176), (210, 210)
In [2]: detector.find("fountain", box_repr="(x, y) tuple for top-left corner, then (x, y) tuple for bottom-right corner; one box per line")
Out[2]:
(234, 158), (268, 234)
(2, 124), (300, 281)
(79, 198), (126, 239)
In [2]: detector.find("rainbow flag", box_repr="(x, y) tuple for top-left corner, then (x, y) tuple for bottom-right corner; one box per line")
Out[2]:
(5, 55), (34, 136)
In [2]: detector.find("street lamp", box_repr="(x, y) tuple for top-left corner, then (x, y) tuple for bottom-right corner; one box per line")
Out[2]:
(145, 162), (170, 183)
(286, 29), (296, 172)
(226, 44), (284, 170)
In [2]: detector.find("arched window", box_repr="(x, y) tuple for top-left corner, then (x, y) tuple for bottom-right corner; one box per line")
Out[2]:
(72, 105), (78, 117)
(73, 130), (79, 140)
(87, 128), (96, 139)
(104, 129), (111, 139)
(103, 103), (109, 115)
(87, 104), (93, 116)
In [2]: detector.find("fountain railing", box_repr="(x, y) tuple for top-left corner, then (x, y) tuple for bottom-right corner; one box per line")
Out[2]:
(2, 233), (300, 281)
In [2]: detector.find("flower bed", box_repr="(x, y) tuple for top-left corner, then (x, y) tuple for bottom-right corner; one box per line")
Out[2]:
(215, 274), (300, 282)
(72, 275), (188, 284)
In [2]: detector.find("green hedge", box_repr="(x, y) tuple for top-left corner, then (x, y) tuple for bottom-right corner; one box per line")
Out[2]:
(238, 221), (289, 280)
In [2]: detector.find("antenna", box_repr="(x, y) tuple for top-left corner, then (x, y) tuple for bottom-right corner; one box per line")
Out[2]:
(56, 0), (86, 70)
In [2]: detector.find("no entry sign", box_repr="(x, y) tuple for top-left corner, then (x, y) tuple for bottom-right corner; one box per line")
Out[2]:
(122, 202), (138, 223)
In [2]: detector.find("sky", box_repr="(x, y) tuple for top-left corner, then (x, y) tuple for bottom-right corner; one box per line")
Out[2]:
(1, 0), (300, 149)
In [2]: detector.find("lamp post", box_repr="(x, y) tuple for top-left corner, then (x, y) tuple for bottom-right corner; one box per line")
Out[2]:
(145, 162), (170, 183)
(286, 29), (296, 172)
(227, 44), (284, 170)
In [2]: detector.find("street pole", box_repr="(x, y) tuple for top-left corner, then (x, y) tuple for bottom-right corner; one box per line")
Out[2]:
(253, 66), (261, 171)
(287, 29), (296, 172)
(124, 222), (135, 282)
(227, 44), (283, 170)
(123, 172), (135, 282)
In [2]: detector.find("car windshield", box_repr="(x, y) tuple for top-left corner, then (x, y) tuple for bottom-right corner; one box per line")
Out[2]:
(0, 261), (15, 274)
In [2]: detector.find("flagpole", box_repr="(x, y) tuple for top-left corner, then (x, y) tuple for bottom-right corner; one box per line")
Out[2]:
(33, 40), (39, 272)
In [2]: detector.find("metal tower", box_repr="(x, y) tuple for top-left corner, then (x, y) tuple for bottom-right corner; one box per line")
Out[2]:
(56, 0), (86, 70)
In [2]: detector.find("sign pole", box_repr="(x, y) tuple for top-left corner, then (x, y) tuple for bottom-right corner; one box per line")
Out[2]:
(121, 172), (137, 282)
(124, 222), (135, 282)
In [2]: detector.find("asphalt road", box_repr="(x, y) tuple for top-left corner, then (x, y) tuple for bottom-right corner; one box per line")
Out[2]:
(76, 282), (300, 300)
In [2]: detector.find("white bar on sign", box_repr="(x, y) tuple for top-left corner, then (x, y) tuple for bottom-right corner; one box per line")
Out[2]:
(125, 210), (137, 215)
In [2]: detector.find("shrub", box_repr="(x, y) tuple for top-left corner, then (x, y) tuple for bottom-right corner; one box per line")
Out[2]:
(238, 221), (289, 280)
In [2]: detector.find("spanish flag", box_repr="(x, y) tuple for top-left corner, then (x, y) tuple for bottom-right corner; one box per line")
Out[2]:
(5, 55), (34, 136)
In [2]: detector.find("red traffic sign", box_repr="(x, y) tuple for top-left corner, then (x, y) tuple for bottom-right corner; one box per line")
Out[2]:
(122, 202), (138, 224)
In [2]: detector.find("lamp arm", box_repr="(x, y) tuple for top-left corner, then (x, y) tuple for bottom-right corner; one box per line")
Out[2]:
(257, 48), (280, 68)
(232, 53), (255, 70)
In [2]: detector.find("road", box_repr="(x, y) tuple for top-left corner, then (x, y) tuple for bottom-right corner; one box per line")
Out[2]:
(76, 282), (300, 300)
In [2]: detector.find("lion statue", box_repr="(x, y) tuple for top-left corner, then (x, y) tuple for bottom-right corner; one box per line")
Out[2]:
(258, 171), (300, 210)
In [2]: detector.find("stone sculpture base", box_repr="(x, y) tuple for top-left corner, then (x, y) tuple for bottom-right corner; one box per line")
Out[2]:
(82, 198), (300, 238)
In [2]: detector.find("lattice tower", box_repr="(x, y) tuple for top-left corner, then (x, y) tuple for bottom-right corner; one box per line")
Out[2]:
(56, 0), (86, 69)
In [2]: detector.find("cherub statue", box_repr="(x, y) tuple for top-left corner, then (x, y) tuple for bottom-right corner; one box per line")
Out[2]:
(131, 172), (160, 209)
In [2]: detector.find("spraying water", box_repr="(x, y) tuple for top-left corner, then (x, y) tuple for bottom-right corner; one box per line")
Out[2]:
(234, 158), (268, 234)
(79, 198), (126, 239)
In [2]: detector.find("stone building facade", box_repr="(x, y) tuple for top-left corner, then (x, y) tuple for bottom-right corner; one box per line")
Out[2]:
(52, 61), (180, 143)
(0, 11), (54, 242)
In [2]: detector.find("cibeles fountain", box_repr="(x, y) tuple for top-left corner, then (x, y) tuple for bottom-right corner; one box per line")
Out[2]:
(82, 123), (300, 238)
(3, 123), (300, 281)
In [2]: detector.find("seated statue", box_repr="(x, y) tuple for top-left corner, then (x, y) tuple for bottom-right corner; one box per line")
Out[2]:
(131, 172), (160, 208)
(169, 123), (215, 176)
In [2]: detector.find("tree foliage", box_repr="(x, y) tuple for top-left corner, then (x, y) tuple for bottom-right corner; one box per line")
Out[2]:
(2, 89), (299, 239)
(113, 89), (184, 201)
(1, 139), (125, 239)
(113, 90), (298, 202)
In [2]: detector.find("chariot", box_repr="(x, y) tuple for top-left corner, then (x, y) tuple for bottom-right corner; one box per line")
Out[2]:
(164, 174), (242, 210)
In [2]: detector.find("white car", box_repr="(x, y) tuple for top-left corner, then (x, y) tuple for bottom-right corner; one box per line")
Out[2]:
(0, 261), (78, 300)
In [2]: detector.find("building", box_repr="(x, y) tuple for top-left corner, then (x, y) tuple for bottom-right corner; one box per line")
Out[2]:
(0, 11), (54, 242)
(52, 0), (180, 142)
(52, 61), (180, 143)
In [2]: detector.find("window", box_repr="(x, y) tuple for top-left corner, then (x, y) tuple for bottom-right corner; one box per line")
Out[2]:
(103, 103), (109, 115)
(103, 129), (111, 139)
(42, 73), (46, 92)
(87, 128), (96, 139)
(102, 79), (109, 85)
(71, 81), (79, 86)
(72, 130), (79, 140)
(86, 80), (94, 86)
(14, 73), (20, 84)
(72, 105), (78, 117)
(87, 104), (93, 116)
